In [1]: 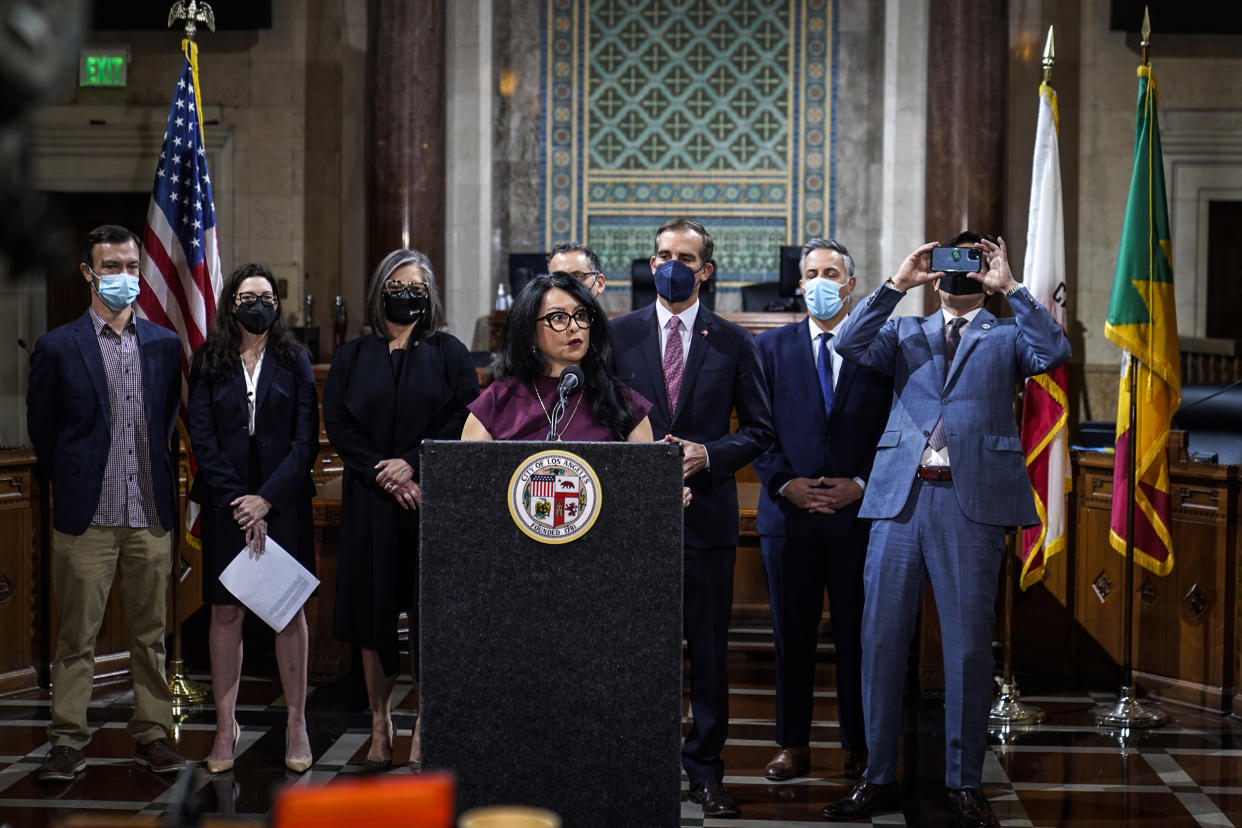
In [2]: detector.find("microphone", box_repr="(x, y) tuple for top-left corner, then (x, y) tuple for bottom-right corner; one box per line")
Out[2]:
(557, 365), (584, 398)
(546, 366), (585, 440)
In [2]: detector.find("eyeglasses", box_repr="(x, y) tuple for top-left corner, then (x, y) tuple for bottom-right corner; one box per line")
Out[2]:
(235, 292), (277, 305)
(384, 279), (428, 297)
(568, 270), (602, 287)
(537, 308), (594, 331)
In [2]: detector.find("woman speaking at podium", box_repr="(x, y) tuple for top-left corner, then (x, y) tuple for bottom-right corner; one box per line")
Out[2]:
(462, 272), (652, 443)
(323, 249), (479, 770)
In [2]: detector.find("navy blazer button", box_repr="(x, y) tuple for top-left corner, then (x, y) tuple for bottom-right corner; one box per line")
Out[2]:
(942, 397), (949, 405)
(923, 429), (930, 437)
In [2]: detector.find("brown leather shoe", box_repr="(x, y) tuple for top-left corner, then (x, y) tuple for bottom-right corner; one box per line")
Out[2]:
(37, 745), (85, 783)
(134, 737), (186, 774)
(843, 749), (868, 780)
(948, 788), (998, 827)
(822, 777), (897, 821)
(764, 746), (811, 780)
(688, 780), (740, 818)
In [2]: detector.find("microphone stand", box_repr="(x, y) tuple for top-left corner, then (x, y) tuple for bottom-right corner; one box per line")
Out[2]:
(545, 391), (568, 440)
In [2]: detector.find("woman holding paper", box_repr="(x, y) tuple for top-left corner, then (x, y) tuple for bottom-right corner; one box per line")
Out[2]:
(323, 249), (479, 771)
(188, 263), (320, 774)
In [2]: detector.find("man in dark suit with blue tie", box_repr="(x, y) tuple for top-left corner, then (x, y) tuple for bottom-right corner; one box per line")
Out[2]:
(752, 238), (891, 783)
(822, 232), (1071, 827)
(611, 217), (774, 818)
(27, 225), (186, 782)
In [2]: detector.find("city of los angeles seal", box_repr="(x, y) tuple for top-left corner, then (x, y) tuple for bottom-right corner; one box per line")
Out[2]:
(508, 450), (601, 544)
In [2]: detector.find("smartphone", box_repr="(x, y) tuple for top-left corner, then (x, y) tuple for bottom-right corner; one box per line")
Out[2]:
(930, 246), (982, 273)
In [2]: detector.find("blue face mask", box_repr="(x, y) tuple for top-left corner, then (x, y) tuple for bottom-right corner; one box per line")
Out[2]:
(91, 268), (141, 312)
(803, 277), (844, 320)
(653, 259), (700, 303)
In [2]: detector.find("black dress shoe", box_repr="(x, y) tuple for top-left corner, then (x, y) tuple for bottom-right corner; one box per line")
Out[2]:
(822, 777), (896, 821)
(947, 788), (998, 827)
(688, 780), (740, 818)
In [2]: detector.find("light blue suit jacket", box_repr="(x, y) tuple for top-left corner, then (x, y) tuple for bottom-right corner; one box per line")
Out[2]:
(835, 284), (1071, 527)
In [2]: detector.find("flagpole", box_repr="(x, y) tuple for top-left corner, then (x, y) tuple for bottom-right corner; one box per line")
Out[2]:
(1092, 7), (1166, 729)
(1091, 354), (1165, 727)
(990, 25), (1059, 731)
(164, 0), (216, 710)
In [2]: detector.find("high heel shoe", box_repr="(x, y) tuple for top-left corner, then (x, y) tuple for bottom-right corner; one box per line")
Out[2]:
(284, 730), (312, 773)
(205, 720), (240, 774)
(362, 719), (393, 772)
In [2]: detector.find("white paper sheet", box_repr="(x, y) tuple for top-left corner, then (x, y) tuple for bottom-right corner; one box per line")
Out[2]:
(219, 536), (319, 633)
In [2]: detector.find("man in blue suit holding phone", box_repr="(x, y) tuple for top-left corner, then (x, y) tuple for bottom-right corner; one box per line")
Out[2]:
(27, 225), (186, 783)
(822, 232), (1071, 827)
(611, 217), (774, 818)
(752, 238), (891, 783)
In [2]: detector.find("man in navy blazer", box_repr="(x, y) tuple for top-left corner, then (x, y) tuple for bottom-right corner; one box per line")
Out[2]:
(26, 225), (185, 782)
(752, 239), (891, 783)
(822, 233), (1071, 827)
(611, 217), (773, 818)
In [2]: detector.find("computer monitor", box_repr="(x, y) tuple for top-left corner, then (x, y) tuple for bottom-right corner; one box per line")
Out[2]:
(507, 252), (549, 298)
(778, 245), (802, 298)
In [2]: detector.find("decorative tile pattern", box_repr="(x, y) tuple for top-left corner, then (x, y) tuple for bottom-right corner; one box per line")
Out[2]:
(541, 0), (836, 281)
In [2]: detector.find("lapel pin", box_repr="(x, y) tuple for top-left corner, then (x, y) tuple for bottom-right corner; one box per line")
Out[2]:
(699, 329), (708, 337)
(981, 322), (992, 330)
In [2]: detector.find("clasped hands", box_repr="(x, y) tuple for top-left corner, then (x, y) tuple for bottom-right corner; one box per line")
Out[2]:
(783, 477), (862, 514)
(376, 457), (421, 511)
(231, 493), (271, 554)
(891, 236), (1017, 295)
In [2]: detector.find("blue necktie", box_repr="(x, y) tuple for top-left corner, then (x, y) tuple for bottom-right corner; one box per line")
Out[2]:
(817, 332), (834, 418)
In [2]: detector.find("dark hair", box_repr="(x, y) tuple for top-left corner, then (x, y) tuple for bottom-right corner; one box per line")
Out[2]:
(547, 241), (602, 273)
(195, 263), (301, 380)
(653, 217), (713, 264)
(943, 230), (998, 247)
(488, 273), (637, 440)
(365, 249), (446, 340)
(83, 224), (142, 268)
(799, 237), (855, 277)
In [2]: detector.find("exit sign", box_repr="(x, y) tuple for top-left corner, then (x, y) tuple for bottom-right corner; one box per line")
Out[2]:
(79, 48), (129, 87)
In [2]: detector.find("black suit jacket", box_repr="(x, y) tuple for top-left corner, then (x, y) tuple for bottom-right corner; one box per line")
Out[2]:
(186, 346), (320, 554)
(611, 302), (773, 548)
(27, 311), (182, 535)
(752, 318), (892, 539)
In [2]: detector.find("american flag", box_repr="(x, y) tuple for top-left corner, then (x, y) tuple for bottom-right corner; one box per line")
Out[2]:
(137, 40), (223, 545)
(531, 474), (556, 498)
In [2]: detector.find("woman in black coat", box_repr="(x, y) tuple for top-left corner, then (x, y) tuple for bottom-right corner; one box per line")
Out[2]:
(323, 248), (479, 770)
(188, 263), (320, 774)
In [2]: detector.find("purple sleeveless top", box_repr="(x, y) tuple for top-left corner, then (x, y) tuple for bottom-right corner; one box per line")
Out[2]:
(468, 375), (652, 441)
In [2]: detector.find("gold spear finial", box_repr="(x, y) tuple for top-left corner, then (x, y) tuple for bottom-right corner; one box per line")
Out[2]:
(1141, 6), (1151, 65)
(1041, 25), (1055, 85)
(167, 0), (216, 41)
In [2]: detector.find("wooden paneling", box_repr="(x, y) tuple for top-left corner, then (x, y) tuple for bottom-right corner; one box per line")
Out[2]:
(0, 450), (37, 688)
(1072, 451), (1239, 711)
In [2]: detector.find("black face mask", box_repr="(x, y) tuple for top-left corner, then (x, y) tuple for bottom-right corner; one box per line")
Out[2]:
(382, 293), (427, 325)
(938, 272), (985, 296)
(234, 300), (278, 334)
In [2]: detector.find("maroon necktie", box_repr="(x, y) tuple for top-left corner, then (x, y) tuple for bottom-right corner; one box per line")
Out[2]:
(928, 318), (967, 452)
(663, 316), (684, 412)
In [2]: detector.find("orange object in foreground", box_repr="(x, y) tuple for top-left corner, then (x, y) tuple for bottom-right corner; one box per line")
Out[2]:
(272, 773), (454, 828)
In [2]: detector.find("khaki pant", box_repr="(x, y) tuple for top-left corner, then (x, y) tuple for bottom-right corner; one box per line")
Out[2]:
(50, 525), (173, 749)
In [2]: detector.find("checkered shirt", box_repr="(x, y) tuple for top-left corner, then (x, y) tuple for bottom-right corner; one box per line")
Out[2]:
(88, 308), (160, 528)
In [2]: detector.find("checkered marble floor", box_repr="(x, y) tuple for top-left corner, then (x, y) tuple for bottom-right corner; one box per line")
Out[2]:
(2, 628), (1241, 827)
